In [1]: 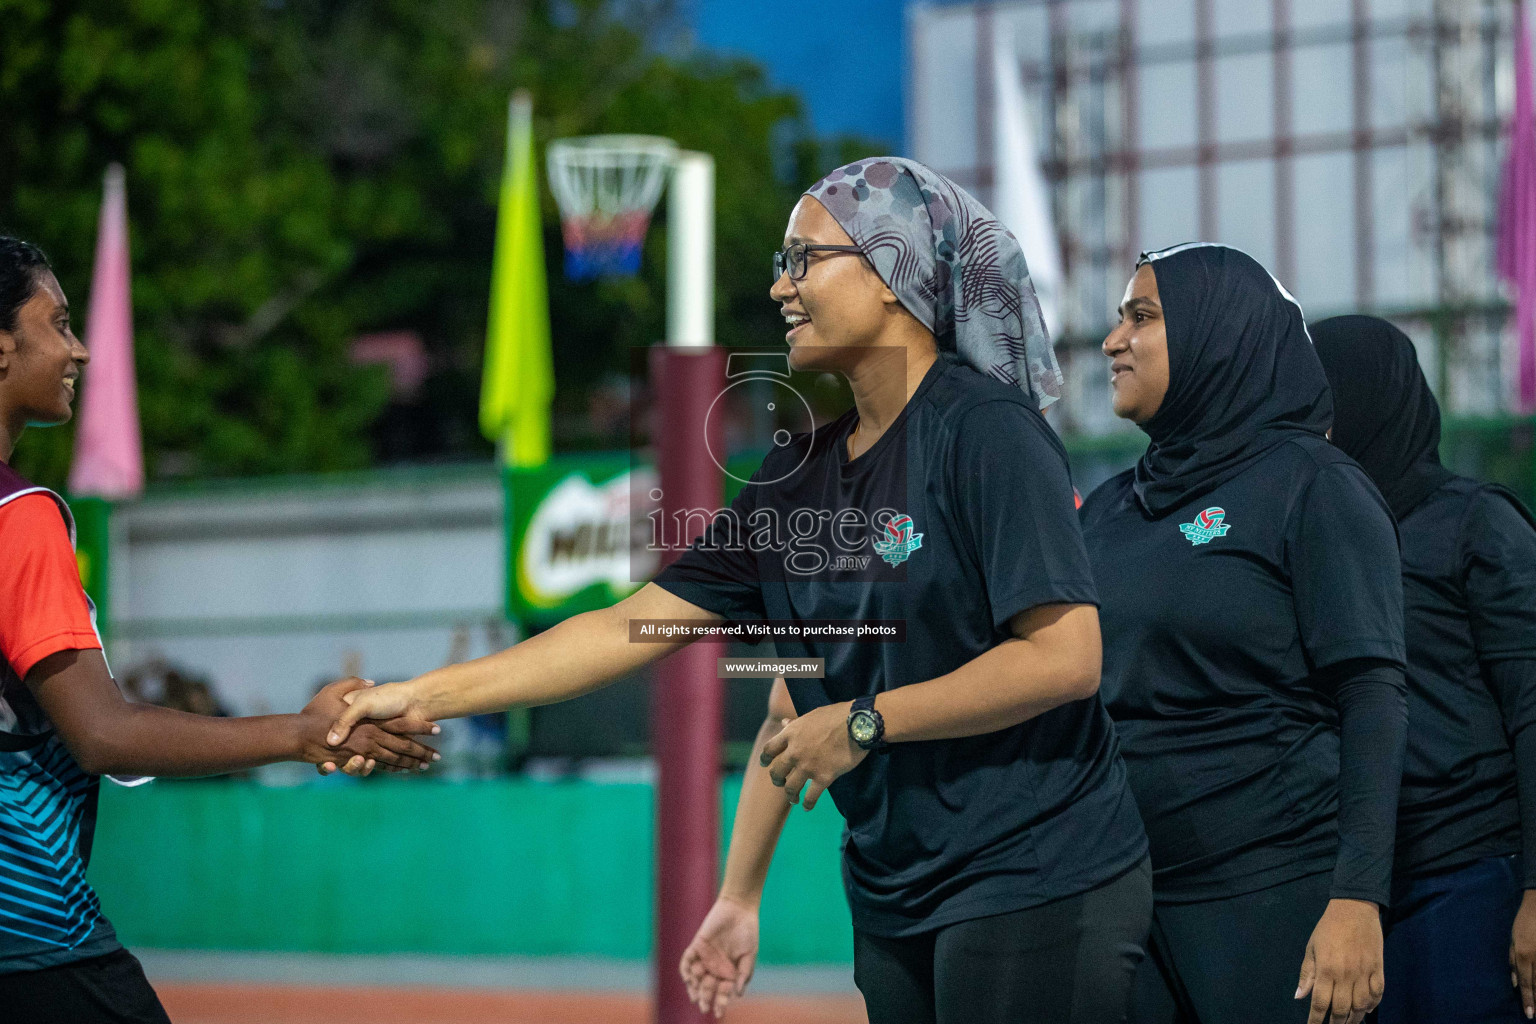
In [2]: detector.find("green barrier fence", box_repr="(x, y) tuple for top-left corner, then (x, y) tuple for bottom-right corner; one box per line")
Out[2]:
(88, 775), (853, 963)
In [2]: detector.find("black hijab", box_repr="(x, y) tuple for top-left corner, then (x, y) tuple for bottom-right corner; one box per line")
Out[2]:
(1133, 243), (1333, 516)
(1310, 315), (1454, 521)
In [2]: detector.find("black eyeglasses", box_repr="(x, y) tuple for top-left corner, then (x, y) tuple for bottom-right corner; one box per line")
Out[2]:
(773, 242), (864, 281)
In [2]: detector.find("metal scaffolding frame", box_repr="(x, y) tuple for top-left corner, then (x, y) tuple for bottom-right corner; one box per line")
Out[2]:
(913, 0), (1515, 433)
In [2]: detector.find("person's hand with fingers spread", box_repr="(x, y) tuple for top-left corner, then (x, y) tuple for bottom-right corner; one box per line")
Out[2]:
(301, 677), (440, 777)
(758, 702), (868, 810)
(1295, 898), (1384, 1024)
(1511, 889), (1536, 1019)
(679, 895), (760, 1019)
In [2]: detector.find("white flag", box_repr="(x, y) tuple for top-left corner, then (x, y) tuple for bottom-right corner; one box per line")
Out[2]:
(992, 24), (1064, 339)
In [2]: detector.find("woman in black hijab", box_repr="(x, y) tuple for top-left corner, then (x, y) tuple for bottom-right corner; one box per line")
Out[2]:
(1314, 315), (1536, 1024)
(1079, 245), (1409, 1024)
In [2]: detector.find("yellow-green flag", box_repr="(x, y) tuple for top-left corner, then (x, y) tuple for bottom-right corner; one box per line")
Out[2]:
(480, 90), (553, 467)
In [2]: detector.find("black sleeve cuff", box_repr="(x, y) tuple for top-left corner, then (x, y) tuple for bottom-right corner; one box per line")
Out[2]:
(1326, 662), (1408, 906)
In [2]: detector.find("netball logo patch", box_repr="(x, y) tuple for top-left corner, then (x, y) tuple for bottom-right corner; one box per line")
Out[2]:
(1180, 507), (1232, 546)
(874, 514), (924, 567)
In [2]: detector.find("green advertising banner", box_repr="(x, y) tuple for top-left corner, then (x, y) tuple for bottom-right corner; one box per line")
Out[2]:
(503, 453), (760, 629)
(503, 456), (653, 628)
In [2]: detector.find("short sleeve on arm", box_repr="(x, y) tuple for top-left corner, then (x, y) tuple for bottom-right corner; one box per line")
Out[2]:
(0, 494), (102, 679)
(952, 401), (1099, 630)
(652, 476), (768, 623)
(1463, 487), (1536, 659)
(1288, 462), (1406, 671)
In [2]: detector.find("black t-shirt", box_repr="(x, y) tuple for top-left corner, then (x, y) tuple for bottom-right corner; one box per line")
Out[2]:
(1392, 477), (1536, 879)
(655, 356), (1148, 937)
(1080, 436), (1406, 903)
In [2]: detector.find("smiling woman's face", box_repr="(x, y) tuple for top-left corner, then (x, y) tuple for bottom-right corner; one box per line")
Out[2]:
(769, 196), (899, 374)
(1102, 264), (1170, 424)
(0, 270), (89, 428)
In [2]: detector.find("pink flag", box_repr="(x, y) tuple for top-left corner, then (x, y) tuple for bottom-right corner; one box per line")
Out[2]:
(68, 164), (144, 499)
(1499, 0), (1536, 412)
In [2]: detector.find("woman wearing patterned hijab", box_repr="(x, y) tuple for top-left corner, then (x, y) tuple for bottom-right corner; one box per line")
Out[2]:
(1316, 315), (1536, 1024)
(1080, 246), (1409, 1024)
(333, 158), (1153, 1023)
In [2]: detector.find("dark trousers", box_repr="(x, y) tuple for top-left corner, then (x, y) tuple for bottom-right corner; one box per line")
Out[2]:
(1133, 871), (1332, 1024)
(0, 948), (171, 1024)
(853, 857), (1153, 1024)
(1373, 853), (1525, 1024)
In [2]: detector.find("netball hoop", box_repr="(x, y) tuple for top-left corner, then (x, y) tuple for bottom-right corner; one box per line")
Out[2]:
(546, 135), (677, 280)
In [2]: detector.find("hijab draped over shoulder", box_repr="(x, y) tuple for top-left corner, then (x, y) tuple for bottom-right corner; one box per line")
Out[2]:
(805, 157), (1063, 410)
(1132, 243), (1333, 516)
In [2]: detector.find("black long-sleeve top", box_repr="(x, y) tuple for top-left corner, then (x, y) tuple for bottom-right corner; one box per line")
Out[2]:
(1081, 436), (1409, 905)
(1393, 478), (1536, 886)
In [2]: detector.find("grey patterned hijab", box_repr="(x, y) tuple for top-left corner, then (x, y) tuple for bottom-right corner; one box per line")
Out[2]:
(805, 157), (1063, 409)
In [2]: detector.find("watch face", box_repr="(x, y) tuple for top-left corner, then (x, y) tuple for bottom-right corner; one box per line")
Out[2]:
(850, 711), (878, 744)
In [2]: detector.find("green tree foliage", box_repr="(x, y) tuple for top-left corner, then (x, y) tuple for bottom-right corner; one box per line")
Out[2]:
(0, 0), (883, 486)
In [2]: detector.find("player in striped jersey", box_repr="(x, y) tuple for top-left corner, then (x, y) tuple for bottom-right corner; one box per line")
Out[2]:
(0, 237), (441, 1023)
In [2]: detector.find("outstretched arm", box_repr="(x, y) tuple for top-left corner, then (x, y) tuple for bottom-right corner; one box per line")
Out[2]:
(328, 582), (720, 742)
(26, 650), (438, 777)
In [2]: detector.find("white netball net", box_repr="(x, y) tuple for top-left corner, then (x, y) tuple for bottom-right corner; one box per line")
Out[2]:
(546, 135), (677, 279)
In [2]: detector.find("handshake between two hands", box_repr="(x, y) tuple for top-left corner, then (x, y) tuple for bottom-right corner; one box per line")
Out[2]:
(297, 676), (437, 777)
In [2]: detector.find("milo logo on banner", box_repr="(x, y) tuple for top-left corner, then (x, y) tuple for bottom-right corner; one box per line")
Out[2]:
(508, 460), (658, 623)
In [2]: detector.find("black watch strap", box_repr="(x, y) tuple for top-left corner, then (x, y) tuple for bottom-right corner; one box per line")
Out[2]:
(848, 694), (886, 750)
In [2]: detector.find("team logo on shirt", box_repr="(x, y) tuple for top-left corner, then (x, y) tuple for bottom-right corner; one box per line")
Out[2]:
(873, 513), (924, 566)
(1179, 506), (1232, 546)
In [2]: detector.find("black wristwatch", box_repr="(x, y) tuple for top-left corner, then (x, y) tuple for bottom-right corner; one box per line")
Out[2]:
(847, 695), (886, 751)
